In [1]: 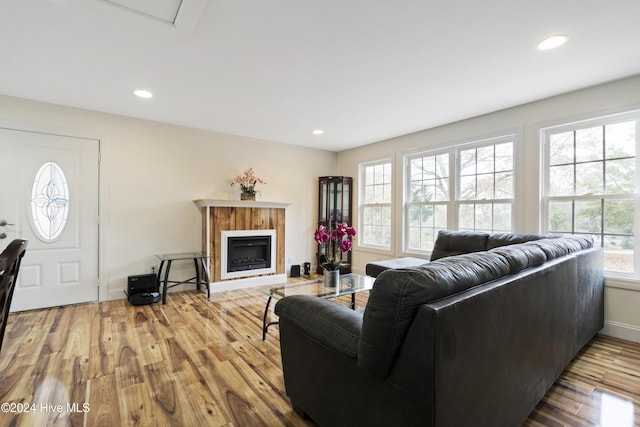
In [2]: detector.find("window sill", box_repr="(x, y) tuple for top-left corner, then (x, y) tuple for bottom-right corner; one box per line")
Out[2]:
(354, 245), (394, 257)
(605, 274), (640, 291)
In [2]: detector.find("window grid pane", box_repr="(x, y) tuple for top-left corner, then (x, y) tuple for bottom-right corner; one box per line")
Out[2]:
(361, 161), (392, 248)
(404, 137), (515, 253)
(458, 202), (512, 233)
(544, 114), (638, 274)
(406, 152), (450, 251)
(457, 141), (514, 233)
(406, 202), (447, 251)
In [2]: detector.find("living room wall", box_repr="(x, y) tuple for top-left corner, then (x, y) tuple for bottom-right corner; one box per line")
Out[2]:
(337, 74), (640, 343)
(0, 94), (335, 301)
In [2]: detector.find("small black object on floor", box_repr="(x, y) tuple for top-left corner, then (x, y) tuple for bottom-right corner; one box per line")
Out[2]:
(126, 273), (160, 305)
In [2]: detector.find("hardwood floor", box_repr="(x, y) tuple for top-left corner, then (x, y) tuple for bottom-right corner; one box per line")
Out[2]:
(0, 285), (639, 426)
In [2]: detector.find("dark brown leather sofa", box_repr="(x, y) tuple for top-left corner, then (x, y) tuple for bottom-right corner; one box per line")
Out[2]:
(275, 231), (604, 427)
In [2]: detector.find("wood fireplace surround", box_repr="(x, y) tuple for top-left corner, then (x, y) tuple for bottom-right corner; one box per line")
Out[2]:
(194, 199), (290, 286)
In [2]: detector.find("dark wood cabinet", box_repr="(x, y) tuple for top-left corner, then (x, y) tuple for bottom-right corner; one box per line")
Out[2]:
(317, 176), (353, 274)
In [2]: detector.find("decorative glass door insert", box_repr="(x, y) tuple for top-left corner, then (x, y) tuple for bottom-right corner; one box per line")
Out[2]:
(30, 161), (70, 242)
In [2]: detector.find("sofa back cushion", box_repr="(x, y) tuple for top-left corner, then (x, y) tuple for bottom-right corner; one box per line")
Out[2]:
(359, 235), (594, 378)
(358, 251), (512, 378)
(485, 233), (549, 249)
(429, 230), (550, 261)
(525, 235), (592, 258)
(488, 244), (548, 274)
(429, 230), (489, 261)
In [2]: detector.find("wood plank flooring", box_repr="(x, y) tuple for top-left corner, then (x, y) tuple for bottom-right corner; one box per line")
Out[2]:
(0, 285), (639, 426)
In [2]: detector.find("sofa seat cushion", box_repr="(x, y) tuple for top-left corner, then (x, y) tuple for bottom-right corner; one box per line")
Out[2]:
(365, 257), (428, 278)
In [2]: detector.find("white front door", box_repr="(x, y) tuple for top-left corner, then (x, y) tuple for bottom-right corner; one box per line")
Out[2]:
(0, 127), (99, 311)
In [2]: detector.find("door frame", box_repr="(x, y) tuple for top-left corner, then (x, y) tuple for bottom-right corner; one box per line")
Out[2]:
(0, 118), (107, 302)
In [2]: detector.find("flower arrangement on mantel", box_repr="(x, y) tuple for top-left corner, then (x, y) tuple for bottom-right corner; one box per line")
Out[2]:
(314, 222), (357, 271)
(231, 168), (266, 200)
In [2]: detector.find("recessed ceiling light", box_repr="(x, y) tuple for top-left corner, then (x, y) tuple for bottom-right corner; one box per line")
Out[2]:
(312, 129), (324, 135)
(134, 89), (153, 98)
(537, 34), (569, 50)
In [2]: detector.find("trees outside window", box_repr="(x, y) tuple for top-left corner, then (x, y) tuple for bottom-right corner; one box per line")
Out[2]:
(405, 152), (450, 252)
(360, 160), (392, 250)
(404, 135), (515, 254)
(542, 112), (639, 275)
(458, 140), (514, 232)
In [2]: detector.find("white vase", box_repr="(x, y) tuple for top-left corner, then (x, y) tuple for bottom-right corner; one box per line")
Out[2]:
(323, 269), (339, 287)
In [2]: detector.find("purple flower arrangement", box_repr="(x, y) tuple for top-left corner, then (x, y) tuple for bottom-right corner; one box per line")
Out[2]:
(314, 222), (356, 271)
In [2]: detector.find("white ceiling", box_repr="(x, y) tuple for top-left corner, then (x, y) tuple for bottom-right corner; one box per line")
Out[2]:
(1, 0), (640, 152)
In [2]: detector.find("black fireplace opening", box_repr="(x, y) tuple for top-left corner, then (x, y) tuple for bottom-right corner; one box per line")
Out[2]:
(227, 235), (272, 273)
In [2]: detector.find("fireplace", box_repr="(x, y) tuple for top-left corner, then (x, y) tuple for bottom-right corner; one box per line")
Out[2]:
(221, 229), (277, 280)
(227, 235), (271, 272)
(196, 199), (289, 290)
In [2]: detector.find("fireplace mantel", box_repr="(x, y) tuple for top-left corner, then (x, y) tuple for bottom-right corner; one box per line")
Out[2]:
(195, 199), (290, 291)
(194, 199), (291, 209)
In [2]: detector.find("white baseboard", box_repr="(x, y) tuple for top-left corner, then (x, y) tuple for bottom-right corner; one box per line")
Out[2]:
(108, 288), (128, 301)
(601, 320), (640, 344)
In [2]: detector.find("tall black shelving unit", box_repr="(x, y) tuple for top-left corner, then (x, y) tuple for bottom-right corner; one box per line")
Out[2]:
(317, 176), (353, 274)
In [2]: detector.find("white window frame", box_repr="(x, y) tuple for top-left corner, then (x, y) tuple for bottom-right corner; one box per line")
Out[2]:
(456, 136), (515, 233)
(541, 110), (640, 278)
(403, 134), (516, 255)
(358, 158), (393, 253)
(404, 149), (452, 255)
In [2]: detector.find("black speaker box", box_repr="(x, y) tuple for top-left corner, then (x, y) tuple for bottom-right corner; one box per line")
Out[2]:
(290, 264), (301, 277)
(127, 274), (159, 305)
(303, 262), (311, 275)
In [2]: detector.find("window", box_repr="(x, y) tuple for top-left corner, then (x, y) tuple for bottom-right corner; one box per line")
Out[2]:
(458, 140), (514, 232)
(405, 152), (450, 252)
(404, 136), (515, 253)
(542, 112), (639, 275)
(360, 160), (392, 249)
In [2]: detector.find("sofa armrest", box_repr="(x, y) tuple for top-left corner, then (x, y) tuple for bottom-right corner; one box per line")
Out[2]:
(275, 294), (363, 359)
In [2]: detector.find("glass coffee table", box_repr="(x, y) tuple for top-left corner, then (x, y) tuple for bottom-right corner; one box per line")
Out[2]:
(258, 273), (375, 340)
